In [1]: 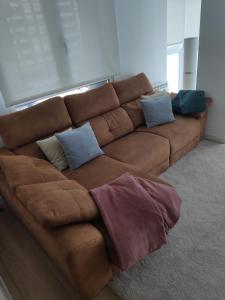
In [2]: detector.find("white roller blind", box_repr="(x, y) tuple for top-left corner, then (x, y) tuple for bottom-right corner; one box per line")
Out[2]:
(0, 0), (120, 106)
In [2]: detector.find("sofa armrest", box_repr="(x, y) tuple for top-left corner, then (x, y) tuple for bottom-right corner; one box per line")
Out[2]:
(195, 97), (212, 139)
(54, 223), (113, 299)
(195, 97), (213, 119)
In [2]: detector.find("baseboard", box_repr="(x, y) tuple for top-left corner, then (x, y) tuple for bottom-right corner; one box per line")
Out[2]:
(204, 134), (225, 144)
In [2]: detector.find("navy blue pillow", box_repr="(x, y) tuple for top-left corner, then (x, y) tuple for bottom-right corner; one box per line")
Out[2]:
(172, 90), (206, 115)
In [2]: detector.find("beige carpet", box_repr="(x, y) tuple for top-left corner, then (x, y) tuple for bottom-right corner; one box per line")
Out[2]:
(110, 140), (225, 300)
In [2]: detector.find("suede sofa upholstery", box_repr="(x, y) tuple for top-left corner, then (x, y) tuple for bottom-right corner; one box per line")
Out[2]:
(136, 115), (201, 165)
(103, 132), (170, 175)
(0, 97), (72, 151)
(65, 84), (134, 147)
(0, 73), (210, 299)
(17, 179), (98, 227)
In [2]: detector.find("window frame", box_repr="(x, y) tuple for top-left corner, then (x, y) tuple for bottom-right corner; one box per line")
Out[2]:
(10, 77), (111, 112)
(167, 43), (183, 92)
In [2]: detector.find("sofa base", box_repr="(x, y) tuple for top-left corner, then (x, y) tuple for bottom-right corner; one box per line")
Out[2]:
(170, 135), (200, 165)
(147, 158), (170, 177)
(0, 172), (113, 299)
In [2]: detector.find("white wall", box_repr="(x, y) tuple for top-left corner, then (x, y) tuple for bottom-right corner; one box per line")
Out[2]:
(0, 92), (8, 116)
(184, 0), (201, 39)
(114, 0), (167, 85)
(197, 0), (225, 142)
(0, 94), (5, 146)
(167, 0), (201, 45)
(167, 0), (185, 45)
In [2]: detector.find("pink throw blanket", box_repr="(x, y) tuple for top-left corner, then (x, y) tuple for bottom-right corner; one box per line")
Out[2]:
(90, 173), (181, 271)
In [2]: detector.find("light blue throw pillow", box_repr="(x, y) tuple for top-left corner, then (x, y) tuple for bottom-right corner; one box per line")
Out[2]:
(140, 94), (175, 128)
(56, 122), (104, 170)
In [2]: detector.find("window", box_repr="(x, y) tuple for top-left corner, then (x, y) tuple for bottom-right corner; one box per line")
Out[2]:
(167, 43), (183, 93)
(0, 0), (60, 105)
(12, 78), (109, 112)
(0, 0), (119, 106)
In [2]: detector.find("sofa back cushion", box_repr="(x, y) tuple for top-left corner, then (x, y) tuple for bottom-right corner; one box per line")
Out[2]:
(0, 74), (152, 158)
(14, 142), (47, 159)
(112, 73), (154, 105)
(0, 97), (72, 152)
(90, 108), (134, 147)
(65, 83), (119, 124)
(121, 99), (145, 128)
(65, 83), (134, 146)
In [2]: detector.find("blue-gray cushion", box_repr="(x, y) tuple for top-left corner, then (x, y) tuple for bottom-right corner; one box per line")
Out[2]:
(172, 90), (206, 115)
(140, 95), (175, 128)
(56, 122), (104, 170)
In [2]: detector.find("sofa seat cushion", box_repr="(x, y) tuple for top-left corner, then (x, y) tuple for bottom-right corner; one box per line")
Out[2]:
(103, 132), (170, 174)
(63, 155), (139, 190)
(16, 180), (98, 227)
(0, 155), (65, 190)
(136, 115), (201, 163)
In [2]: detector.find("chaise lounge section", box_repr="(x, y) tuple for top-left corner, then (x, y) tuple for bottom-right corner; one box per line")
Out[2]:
(0, 73), (210, 299)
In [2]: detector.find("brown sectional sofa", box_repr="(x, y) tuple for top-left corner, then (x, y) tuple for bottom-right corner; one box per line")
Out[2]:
(0, 73), (210, 299)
